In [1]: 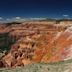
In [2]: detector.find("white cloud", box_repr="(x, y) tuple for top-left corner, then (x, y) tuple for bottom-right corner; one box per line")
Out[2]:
(6, 17), (25, 22)
(4, 17), (47, 23)
(0, 17), (3, 20)
(63, 14), (69, 17)
(15, 17), (21, 19)
(6, 18), (10, 21)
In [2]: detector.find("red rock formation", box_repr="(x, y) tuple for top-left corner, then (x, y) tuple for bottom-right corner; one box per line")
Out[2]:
(0, 22), (72, 68)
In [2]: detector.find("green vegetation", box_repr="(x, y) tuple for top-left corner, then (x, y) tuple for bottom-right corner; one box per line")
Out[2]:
(0, 33), (16, 52)
(0, 59), (72, 72)
(6, 22), (21, 26)
(0, 33), (16, 59)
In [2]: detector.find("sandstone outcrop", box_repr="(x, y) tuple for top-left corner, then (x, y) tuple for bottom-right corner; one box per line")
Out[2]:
(0, 21), (72, 68)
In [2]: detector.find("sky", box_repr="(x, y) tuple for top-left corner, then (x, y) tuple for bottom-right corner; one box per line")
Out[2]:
(0, 0), (72, 19)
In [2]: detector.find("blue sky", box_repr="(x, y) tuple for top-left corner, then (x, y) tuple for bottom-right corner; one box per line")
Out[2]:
(0, 0), (72, 19)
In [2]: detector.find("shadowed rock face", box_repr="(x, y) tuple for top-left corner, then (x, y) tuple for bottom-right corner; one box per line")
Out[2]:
(0, 22), (72, 68)
(0, 60), (5, 67)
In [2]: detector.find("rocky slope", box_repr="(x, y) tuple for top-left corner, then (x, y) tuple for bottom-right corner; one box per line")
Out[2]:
(0, 21), (72, 68)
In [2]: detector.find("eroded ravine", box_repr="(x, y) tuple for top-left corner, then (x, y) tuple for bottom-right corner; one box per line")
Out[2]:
(0, 22), (72, 68)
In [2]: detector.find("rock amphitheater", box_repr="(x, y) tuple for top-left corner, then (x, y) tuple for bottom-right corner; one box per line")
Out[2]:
(0, 21), (72, 71)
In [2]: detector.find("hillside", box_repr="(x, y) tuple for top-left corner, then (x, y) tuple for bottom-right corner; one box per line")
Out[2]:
(0, 21), (72, 71)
